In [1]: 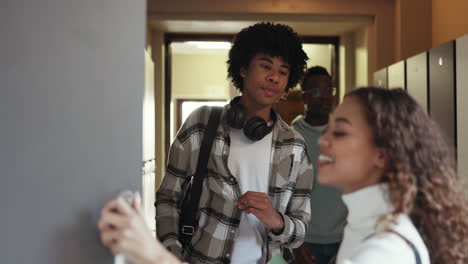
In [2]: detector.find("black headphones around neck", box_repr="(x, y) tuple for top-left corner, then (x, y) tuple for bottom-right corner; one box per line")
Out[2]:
(226, 96), (276, 141)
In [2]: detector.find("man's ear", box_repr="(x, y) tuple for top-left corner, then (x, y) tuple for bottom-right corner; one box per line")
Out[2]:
(240, 67), (246, 78)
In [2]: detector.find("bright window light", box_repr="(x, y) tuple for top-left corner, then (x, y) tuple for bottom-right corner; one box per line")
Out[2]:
(181, 100), (228, 125)
(184, 41), (232, 50)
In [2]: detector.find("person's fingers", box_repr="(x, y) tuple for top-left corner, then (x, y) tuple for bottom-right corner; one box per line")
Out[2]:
(106, 234), (146, 263)
(114, 197), (134, 215)
(109, 243), (122, 256)
(98, 210), (127, 231)
(235, 191), (268, 205)
(132, 191), (143, 216)
(238, 200), (260, 210)
(101, 198), (133, 217)
(100, 228), (120, 247)
(237, 196), (271, 210)
(244, 207), (260, 216)
(98, 220), (114, 232)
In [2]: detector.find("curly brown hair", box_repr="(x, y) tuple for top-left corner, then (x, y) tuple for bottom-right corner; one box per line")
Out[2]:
(347, 87), (468, 264)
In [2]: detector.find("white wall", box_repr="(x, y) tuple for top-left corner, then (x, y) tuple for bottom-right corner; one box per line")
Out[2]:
(143, 47), (156, 231)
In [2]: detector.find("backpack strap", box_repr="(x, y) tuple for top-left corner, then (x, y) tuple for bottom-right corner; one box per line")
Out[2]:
(179, 106), (223, 249)
(388, 230), (422, 264)
(364, 230), (422, 264)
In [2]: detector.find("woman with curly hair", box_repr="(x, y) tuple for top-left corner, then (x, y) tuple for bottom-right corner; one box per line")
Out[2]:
(318, 87), (468, 264)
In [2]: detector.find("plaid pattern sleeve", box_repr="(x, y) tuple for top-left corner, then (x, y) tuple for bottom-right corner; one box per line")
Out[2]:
(267, 127), (314, 257)
(155, 106), (209, 259)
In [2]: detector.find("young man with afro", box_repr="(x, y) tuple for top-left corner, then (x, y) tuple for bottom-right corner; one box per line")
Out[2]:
(156, 22), (314, 264)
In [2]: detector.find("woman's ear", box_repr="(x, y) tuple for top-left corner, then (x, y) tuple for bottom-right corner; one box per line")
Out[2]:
(375, 148), (387, 169)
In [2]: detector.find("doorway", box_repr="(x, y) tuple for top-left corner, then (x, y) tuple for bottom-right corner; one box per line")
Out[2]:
(164, 33), (339, 153)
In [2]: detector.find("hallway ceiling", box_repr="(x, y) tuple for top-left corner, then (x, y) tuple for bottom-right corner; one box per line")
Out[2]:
(149, 15), (372, 36)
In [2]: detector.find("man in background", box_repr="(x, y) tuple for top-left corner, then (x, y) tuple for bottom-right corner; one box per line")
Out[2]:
(291, 66), (347, 264)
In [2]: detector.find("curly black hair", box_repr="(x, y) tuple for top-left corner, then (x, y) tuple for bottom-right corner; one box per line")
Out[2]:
(227, 22), (308, 92)
(300, 66), (331, 89)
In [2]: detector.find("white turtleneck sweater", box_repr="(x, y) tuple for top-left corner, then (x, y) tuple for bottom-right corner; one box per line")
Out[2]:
(337, 184), (430, 264)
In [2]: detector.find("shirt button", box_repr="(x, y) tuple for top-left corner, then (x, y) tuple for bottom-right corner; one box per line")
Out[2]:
(231, 229), (235, 233)
(226, 254), (230, 257)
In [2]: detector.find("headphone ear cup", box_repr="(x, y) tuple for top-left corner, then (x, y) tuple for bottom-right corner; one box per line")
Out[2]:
(243, 117), (268, 141)
(227, 103), (246, 129)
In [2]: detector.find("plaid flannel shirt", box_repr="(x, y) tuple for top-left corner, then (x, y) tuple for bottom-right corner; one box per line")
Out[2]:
(156, 105), (314, 264)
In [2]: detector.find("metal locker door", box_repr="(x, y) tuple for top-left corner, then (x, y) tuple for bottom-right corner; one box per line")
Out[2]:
(406, 52), (429, 112)
(429, 41), (456, 149)
(456, 34), (468, 180)
(388, 61), (406, 90)
(373, 67), (388, 88)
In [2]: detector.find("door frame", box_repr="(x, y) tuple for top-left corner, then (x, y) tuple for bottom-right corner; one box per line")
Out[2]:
(164, 33), (340, 155)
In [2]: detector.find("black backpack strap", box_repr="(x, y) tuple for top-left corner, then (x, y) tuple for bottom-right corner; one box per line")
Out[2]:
(388, 230), (422, 264)
(364, 230), (422, 264)
(179, 106), (222, 248)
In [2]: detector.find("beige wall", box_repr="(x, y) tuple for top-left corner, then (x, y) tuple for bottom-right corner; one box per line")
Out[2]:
(170, 52), (231, 140)
(151, 30), (166, 189)
(303, 44), (332, 72)
(339, 32), (353, 101)
(302, 44), (335, 95)
(432, 0), (468, 47)
(355, 28), (369, 89)
(171, 53), (231, 100)
(338, 28), (368, 100)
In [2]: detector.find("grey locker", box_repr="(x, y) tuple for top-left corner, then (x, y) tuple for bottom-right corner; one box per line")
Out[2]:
(2, 0), (146, 263)
(388, 61), (406, 89)
(429, 41), (456, 149)
(373, 67), (388, 88)
(457, 34), (468, 180)
(406, 52), (429, 112)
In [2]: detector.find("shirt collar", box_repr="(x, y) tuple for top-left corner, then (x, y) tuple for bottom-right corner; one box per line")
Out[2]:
(342, 183), (393, 228)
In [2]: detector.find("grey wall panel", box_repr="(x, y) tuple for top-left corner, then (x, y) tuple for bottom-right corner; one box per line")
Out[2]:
(373, 67), (388, 88)
(388, 61), (406, 89)
(1, 0), (145, 263)
(457, 34), (468, 180)
(406, 52), (429, 112)
(429, 41), (456, 149)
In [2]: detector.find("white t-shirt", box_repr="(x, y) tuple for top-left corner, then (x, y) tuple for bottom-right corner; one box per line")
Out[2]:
(228, 128), (272, 264)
